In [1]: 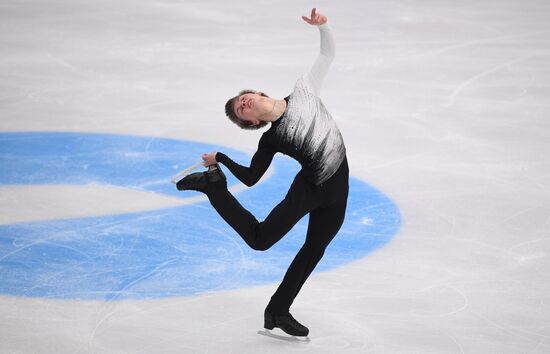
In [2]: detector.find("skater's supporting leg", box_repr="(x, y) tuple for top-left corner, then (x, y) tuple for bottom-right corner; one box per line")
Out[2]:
(266, 159), (349, 315)
(266, 195), (347, 314)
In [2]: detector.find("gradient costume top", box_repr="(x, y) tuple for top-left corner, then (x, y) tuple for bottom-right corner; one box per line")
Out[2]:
(217, 24), (346, 186)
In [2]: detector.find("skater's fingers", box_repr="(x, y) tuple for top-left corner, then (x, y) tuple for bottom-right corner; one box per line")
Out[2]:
(303, 8), (326, 25)
(302, 8), (315, 24)
(201, 152), (218, 166)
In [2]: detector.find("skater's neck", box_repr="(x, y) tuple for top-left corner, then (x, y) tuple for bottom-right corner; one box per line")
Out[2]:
(259, 98), (287, 122)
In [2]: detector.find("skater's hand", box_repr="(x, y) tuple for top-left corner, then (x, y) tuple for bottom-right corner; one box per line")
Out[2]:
(202, 152), (217, 166)
(302, 8), (327, 26)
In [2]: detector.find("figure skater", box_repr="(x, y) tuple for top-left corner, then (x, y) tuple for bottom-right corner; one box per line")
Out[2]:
(176, 8), (348, 337)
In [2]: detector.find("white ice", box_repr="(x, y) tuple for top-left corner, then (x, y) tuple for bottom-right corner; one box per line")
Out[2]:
(1, 0), (550, 353)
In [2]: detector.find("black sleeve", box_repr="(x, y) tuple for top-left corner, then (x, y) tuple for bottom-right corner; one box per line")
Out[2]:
(216, 135), (276, 187)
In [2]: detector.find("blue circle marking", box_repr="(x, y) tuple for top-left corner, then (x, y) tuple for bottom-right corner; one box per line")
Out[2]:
(0, 132), (401, 300)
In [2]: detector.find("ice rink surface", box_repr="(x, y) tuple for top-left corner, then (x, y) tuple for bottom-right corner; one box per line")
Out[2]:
(1, 0), (550, 353)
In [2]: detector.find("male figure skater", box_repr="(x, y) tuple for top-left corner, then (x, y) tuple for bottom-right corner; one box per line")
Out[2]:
(176, 8), (348, 337)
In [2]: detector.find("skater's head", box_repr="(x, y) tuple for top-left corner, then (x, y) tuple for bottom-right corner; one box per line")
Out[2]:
(225, 90), (270, 130)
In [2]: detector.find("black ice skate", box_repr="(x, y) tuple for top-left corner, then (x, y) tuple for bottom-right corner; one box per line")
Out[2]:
(264, 309), (309, 337)
(175, 164), (226, 193)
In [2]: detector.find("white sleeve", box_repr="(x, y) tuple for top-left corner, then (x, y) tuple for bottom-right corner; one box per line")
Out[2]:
(304, 24), (335, 97)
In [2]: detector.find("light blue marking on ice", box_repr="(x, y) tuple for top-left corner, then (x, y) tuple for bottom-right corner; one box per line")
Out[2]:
(0, 132), (401, 300)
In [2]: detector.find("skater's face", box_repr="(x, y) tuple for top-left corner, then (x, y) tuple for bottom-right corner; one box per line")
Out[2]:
(234, 92), (263, 126)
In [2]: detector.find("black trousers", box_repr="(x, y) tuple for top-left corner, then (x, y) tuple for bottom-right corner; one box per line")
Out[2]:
(206, 158), (349, 315)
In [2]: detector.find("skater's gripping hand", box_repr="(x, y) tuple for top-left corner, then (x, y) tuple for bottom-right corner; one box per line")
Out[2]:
(202, 152), (217, 166)
(302, 8), (327, 26)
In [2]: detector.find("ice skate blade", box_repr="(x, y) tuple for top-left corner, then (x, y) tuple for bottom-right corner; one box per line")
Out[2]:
(257, 329), (311, 343)
(170, 161), (203, 184)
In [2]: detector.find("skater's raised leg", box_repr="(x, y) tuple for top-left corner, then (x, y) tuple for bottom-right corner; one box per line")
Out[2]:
(205, 171), (316, 251)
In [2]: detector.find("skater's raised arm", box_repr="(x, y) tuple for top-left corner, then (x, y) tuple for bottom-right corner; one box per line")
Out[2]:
(302, 8), (335, 97)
